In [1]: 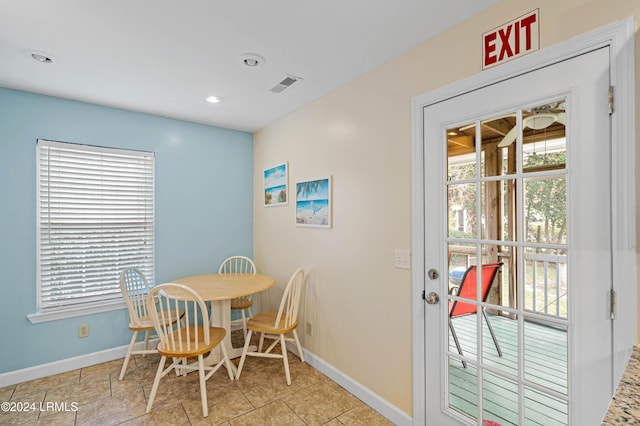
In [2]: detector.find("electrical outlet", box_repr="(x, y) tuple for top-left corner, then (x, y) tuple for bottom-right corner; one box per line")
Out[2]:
(78, 324), (89, 338)
(305, 321), (312, 336)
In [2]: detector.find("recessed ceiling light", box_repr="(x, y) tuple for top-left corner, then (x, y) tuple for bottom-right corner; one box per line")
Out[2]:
(206, 95), (221, 104)
(238, 53), (266, 69)
(22, 49), (57, 64)
(32, 53), (53, 63)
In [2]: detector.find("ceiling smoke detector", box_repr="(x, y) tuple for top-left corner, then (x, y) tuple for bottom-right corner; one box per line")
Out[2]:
(238, 53), (265, 68)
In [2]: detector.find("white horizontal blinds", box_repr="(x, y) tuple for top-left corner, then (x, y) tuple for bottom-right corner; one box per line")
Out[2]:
(37, 140), (154, 312)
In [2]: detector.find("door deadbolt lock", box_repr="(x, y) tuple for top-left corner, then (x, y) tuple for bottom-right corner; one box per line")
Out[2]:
(425, 291), (440, 305)
(428, 269), (439, 280)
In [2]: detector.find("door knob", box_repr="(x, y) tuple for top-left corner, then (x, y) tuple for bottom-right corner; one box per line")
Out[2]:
(425, 291), (440, 305)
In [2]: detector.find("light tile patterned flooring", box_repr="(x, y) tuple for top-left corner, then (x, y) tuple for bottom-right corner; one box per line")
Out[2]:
(0, 331), (392, 426)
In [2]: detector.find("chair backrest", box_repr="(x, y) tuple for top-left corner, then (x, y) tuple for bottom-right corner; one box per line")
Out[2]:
(450, 262), (503, 317)
(273, 268), (305, 329)
(218, 256), (256, 274)
(120, 267), (152, 327)
(147, 283), (210, 353)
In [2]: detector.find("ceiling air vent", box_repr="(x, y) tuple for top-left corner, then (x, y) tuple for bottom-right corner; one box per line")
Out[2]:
(270, 75), (302, 94)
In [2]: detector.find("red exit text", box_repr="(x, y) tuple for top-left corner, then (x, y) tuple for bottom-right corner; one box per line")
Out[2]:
(483, 9), (540, 70)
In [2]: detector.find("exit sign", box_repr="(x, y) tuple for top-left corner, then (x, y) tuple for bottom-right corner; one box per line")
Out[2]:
(483, 9), (540, 70)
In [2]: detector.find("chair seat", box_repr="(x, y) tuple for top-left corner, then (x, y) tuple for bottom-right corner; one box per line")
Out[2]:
(129, 310), (183, 331)
(247, 312), (298, 334)
(157, 326), (226, 358)
(231, 298), (253, 310)
(128, 319), (154, 331)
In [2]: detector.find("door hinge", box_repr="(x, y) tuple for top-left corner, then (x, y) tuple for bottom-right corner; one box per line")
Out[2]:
(610, 289), (616, 320)
(608, 85), (614, 114)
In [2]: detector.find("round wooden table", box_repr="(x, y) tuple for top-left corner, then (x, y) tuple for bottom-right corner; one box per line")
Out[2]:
(172, 273), (275, 369)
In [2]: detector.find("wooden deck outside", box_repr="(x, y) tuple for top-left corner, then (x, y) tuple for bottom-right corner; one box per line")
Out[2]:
(448, 314), (568, 425)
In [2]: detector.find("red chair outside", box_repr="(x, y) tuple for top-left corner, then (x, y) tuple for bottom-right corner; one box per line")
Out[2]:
(449, 262), (503, 368)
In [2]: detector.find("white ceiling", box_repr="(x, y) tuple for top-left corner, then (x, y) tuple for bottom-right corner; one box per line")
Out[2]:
(0, 0), (500, 133)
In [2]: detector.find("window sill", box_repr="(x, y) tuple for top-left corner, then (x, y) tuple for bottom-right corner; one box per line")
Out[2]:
(27, 301), (127, 324)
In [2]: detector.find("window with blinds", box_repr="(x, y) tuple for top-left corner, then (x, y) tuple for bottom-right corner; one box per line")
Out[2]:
(33, 139), (154, 322)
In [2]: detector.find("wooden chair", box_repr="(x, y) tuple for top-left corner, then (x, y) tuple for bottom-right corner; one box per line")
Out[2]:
(236, 268), (305, 385)
(218, 256), (256, 339)
(449, 262), (503, 368)
(145, 283), (234, 417)
(119, 268), (182, 380)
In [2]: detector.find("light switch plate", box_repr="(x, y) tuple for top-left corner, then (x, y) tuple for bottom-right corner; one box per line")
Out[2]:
(393, 249), (411, 270)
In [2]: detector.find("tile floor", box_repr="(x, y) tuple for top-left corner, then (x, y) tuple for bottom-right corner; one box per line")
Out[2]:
(0, 331), (393, 425)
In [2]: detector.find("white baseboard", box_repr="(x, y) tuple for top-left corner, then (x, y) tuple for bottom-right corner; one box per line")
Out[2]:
(0, 342), (140, 388)
(2, 338), (413, 426)
(1, 323), (251, 388)
(286, 341), (412, 426)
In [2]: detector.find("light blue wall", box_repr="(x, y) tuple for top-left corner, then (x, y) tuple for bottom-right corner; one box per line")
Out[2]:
(0, 88), (254, 374)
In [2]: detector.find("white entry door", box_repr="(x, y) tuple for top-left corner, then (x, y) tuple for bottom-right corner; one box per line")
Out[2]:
(422, 46), (613, 425)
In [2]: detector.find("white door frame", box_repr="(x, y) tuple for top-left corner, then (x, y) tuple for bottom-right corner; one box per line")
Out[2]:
(410, 17), (635, 425)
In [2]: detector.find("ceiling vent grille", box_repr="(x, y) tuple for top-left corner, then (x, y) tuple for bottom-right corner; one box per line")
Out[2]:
(270, 75), (301, 93)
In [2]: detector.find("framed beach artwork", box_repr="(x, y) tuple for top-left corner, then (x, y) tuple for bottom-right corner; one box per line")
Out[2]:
(264, 162), (288, 206)
(295, 176), (332, 228)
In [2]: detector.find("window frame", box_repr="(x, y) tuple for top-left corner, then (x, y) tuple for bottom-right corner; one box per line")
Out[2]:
(29, 139), (155, 323)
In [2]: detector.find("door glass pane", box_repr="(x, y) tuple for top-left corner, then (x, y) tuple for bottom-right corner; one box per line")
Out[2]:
(481, 245), (502, 305)
(501, 143), (516, 176)
(524, 176), (567, 245)
(522, 100), (566, 173)
(481, 180), (497, 242)
(450, 251), (479, 304)
(524, 386), (568, 426)
(523, 138), (567, 171)
(449, 358), (478, 421)
(501, 179), (517, 242)
(497, 245), (516, 312)
(524, 247), (568, 318)
(483, 371), (519, 426)
(447, 123), (476, 175)
(480, 181), (487, 240)
(448, 183), (477, 238)
(479, 254), (514, 376)
(449, 301), (477, 363)
(524, 317), (568, 395)
(448, 243), (475, 296)
(481, 307), (516, 377)
(481, 114), (515, 178)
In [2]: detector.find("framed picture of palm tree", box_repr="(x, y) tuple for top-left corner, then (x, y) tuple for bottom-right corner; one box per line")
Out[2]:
(295, 176), (332, 228)
(264, 162), (288, 206)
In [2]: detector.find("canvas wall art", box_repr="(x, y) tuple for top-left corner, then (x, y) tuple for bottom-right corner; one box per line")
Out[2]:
(264, 162), (288, 206)
(295, 176), (332, 228)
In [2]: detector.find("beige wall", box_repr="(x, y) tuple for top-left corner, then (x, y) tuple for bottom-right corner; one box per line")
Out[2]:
(253, 0), (640, 416)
